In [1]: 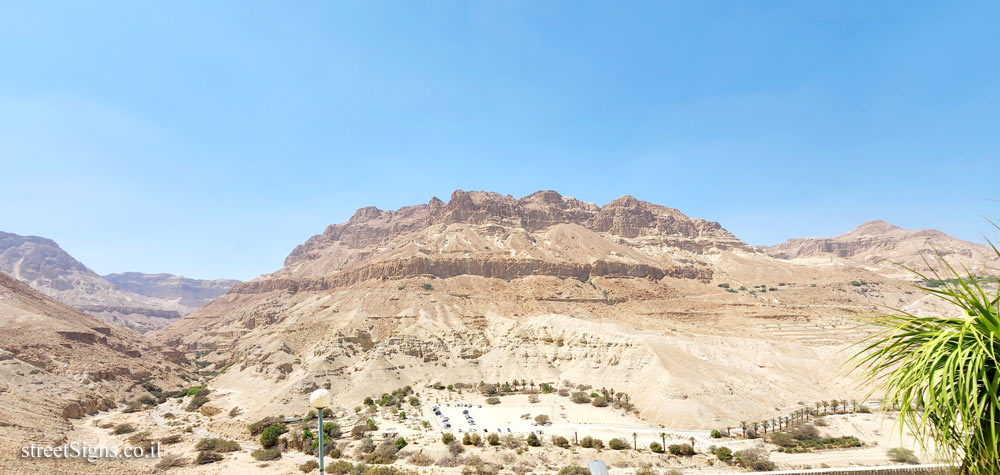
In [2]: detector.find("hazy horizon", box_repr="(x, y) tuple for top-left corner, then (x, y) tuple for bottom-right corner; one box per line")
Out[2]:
(3, 1), (998, 280)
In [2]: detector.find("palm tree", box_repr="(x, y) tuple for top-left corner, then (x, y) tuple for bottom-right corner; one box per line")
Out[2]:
(851, 399), (858, 413)
(632, 432), (637, 450)
(740, 421), (747, 438)
(830, 400), (839, 414)
(815, 401), (821, 415)
(660, 432), (666, 450)
(850, 236), (1000, 474)
(689, 436), (695, 451)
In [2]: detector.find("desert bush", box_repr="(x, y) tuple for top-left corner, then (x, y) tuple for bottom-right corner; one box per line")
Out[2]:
(195, 450), (222, 464)
(113, 424), (136, 435)
(196, 437), (240, 452)
(558, 388), (570, 396)
(608, 438), (628, 450)
(248, 416), (281, 435)
(421, 283), (433, 291)
(327, 460), (354, 474)
(570, 392), (591, 404)
(361, 437), (376, 453)
(715, 446), (733, 462)
(469, 434), (482, 446)
(887, 447), (919, 464)
(591, 397), (608, 407)
(462, 433), (472, 445)
(251, 447), (281, 461)
(790, 423), (820, 440)
(858, 405), (872, 413)
(814, 417), (828, 426)
(159, 434), (182, 445)
(448, 442), (465, 456)
(591, 438), (605, 449)
(580, 436), (595, 448)
(441, 433), (456, 445)
(668, 443), (694, 456)
(649, 441), (664, 453)
(260, 424), (286, 448)
(299, 459), (319, 472)
(363, 443), (398, 464)
(228, 407), (241, 417)
(351, 424), (367, 438)
(527, 433), (541, 446)
(553, 435), (570, 448)
(734, 448), (775, 471)
(154, 453), (187, 470)
(394, 436), (407, 450)
(486, 397), (500, 405)
(408, 451), (435, 466)
(534, 414), (550, 425)
(501, 434), (522, 449)
(557, 466), (589, 475)
(487, 433), (500, 446)
(528, 394), (540, 403)
(186, 394), (209, 412)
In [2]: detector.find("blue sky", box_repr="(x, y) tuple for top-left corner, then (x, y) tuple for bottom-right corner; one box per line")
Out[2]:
(1, 1), (998, 281)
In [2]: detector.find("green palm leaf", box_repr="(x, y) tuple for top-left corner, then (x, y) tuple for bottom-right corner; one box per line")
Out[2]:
(849, 224), (1000, 474)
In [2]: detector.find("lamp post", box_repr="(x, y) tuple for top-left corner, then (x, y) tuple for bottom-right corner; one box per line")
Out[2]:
(310, 388), (332, 474)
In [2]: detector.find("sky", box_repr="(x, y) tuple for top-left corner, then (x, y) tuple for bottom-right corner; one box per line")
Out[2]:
(1, 1), (998, 281)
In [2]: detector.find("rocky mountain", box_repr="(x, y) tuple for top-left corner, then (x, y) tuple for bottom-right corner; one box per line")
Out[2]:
(763, 220), (999, 278)
(0, 271), (188, 467)
(0, 231), (237, 332)
(103, 272), (239, 313)
(157, 190), (896, 428)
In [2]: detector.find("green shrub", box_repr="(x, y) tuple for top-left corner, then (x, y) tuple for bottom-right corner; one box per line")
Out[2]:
(195, 450), (222, 464)
(421, 283), (433, 291)
(649, 441), (664, 453)
(850, 280), (862, 286)
(394, 437), (407, 450)
(715, 446), (733, 462)
(248, 417), (280, 435)
(718, 283), (730, 288)
(887, 447), (919, 464)
(710, 429), (723, 438)
(540, 383), (555, 393)
(608, 438), (627, 450)
(366, 419), (378, 431)
(260, 424), (286, 448)
(251, 447), (281, 461)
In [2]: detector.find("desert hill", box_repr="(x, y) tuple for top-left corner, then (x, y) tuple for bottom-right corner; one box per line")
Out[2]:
(0, 231), (238, 332)
(157, 190), (908, 429)
(0, 271), (189, 469)
(763, 220), (999, 278)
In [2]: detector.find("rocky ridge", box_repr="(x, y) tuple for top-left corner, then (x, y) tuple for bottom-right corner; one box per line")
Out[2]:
(0, 231), (237, 332)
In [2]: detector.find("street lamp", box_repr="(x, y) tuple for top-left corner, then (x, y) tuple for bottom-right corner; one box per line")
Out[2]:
(310, 388), (332, 474)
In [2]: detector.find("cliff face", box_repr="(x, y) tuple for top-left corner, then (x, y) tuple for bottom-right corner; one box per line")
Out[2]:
(0, 231), (236, 332)
(156, 190), (900, 429)
(0, 272), (188, 450)
(764, 220), (998, 277)
(285, 190), (747, 272)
